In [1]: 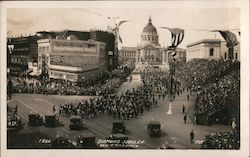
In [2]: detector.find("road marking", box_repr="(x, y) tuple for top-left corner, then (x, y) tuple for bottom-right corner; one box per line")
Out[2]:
(14, 98), (40, 113)
(33, 99), (54, 107)
(167, 102), (172, 115)
(14, 97), (71, 135)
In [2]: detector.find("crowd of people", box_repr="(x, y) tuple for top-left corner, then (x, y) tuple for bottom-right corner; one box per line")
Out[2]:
(59, 85), (157, 120)
(202, 129), (240, 149)
(11, 68), (133, 96)
(174, 59), (240, 125)
(140, 67), (182, 101)
(175, 59), (239, 90)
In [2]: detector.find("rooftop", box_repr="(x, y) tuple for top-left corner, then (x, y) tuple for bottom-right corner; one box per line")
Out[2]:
(187, 39), (221, 47)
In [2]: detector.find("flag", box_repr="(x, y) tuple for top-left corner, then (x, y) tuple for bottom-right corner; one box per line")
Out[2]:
(161, 27), (184, 47)
(170, 28), (185, 47)
(219, 31), (238, 47)
(118, 20), (128, 27)
(161, 27), (184, 60)
(212, 30), (238, 47)
(113, 20), (128, 44)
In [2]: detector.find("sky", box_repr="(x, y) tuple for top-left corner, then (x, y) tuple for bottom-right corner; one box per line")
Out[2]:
(7, 8), (240, 48)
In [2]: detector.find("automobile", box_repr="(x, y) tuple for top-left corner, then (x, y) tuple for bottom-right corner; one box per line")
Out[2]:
(45, 114), (59, 127)
(112, 120), (125, 134)
(7, 114), (22, 131)
(28, 113), (44, 126)
(147, 120), (161, 137)
(69, 115), (83, 130)
(50, 135), (75, 149)
(76, 133), (97, 148)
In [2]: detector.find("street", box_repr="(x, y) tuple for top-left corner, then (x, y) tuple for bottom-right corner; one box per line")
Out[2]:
(7, 73), (231, 149)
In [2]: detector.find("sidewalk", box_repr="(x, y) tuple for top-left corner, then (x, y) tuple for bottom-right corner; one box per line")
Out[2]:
(161, 89), (232, 149)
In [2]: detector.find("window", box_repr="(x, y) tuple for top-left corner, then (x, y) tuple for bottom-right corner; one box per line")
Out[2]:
(235, 53), (238, 60)
(42, 46), (45, 52)
(224, 52), (227, 59)
(209, 48), (214, 56)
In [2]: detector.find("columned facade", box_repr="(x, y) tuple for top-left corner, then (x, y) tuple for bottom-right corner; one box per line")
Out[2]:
(135, 16), (168, 70)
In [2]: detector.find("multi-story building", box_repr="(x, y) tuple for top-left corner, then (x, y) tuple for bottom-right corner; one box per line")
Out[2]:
(37, 30), (116, 70)
(186, 39), (240, 61)
(37, 36), (106, 82)
(7, 35), (40, 76)
(186, 39), (222, 62)
(119, 17), (187, 69)
(221, 41), (240, 61)
(119, 47), (137, 62)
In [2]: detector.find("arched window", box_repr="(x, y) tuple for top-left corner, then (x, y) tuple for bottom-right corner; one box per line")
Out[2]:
(209, 48), (214, 56)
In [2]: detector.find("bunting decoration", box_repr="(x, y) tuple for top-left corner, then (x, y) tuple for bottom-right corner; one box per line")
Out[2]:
(212, 30), (238, 60)
(113, 20), (128, 44)
(212, 30), (238, 47)
(161, 27), (184, 60)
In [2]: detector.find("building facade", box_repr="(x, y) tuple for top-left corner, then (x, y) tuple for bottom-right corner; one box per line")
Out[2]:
(136, 16), (165, 69)
(37, 30), (116, 70)
(7, 35), (40, 76)
(186, 39), (221, 62)
(119, 47), (137, 62)
(220, 41), (240, 61)
(37, 36), (106, 82)
(186, 39), (240, 61)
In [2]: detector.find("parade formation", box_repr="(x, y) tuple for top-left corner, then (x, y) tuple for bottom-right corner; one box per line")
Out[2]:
(6, 8), (240, 150)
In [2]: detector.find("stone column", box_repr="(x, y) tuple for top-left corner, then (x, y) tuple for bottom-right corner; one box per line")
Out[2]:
(162, 50), (165, 64)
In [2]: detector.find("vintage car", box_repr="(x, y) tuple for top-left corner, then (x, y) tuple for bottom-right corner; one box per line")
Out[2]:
(50, 135), (75, 149)
(112, 120), (126, 134)
(7, 114), (22, 131)
(45, 114), (59, 127)
(76, 133), (97, 148)
(69, 115), (83, 130)
(147, 120), (161, 137)
(28, 113), (44, 126)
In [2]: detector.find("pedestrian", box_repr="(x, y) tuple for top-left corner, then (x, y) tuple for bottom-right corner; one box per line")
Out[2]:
(182, 105), (185, 114)
(194, 115), (197, 125)
(158, 94), (161, 100)
(53, 105), (56, 113)
(184, 114), (187, 124)
(190, 130), (194, 144)
(232, 120), (237, 129)
(162, 94), (165, 100)
(187, 94), (189, 101)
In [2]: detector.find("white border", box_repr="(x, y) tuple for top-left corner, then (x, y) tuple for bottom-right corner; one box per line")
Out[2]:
(1, 1), (249, 157)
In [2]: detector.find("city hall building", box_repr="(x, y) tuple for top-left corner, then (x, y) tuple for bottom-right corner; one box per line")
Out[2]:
(37, 35), (106, 82)
(136, 16), (167, 69)
(119, 17), (186, 70)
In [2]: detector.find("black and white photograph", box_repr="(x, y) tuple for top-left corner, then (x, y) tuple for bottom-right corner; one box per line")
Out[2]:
(0, 1), (249, 157)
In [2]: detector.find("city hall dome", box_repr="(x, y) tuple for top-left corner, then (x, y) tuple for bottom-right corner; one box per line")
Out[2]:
(141, 16), (159, 45)
(143, 16), (157, 33)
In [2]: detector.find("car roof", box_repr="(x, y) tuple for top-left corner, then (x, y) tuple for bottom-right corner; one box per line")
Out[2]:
(148, 120), (161, 125)
(70, 115), (81, 119)
(113, 120), (124, 123)
(111, 133), (128, 138)
(79, 133), (95, 138)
